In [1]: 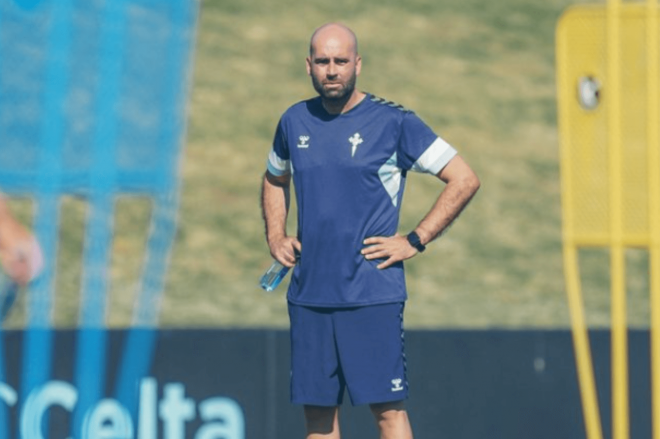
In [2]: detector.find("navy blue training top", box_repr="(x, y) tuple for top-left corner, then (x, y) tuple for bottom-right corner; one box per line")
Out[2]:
(267, 93), (457, 307)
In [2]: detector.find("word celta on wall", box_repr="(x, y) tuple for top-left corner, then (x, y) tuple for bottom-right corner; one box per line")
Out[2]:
(0, 378), (245, 439)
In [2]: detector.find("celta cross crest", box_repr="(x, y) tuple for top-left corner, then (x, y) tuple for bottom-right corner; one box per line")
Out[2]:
(349, 133), (363, 157)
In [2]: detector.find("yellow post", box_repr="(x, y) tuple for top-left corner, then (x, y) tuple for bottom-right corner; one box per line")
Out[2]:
(556, 18), (604, 436)
(564, 245), (605, 439)
(606, 1), (629, 439)
(647, 1), (660, 438)
(558, 3), (660, 437)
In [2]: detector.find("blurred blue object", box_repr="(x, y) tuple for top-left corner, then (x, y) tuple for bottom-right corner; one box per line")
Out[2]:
(0, 0), (199, 436)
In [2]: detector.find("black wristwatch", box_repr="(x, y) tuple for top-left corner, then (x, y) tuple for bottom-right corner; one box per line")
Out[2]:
(406, 231), (426, 253)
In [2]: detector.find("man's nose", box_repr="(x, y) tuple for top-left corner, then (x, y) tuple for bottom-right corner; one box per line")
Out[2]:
(326, 62), (338, 78)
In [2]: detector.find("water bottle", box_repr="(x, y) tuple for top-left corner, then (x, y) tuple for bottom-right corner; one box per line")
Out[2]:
(259, 259), (290, 292)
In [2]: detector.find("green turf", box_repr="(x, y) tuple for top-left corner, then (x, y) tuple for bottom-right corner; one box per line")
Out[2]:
(6, 0), (651, 329)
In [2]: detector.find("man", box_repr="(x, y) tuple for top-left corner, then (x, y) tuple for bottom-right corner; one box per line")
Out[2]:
(261, 23), (480, 438)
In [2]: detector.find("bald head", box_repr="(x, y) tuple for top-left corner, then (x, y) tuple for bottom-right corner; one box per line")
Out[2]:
(309, 23), (358, 57)
(306, 22), (363, 113)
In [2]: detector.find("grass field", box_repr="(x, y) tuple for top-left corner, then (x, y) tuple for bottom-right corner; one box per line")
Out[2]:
(5, 0), (653, 328)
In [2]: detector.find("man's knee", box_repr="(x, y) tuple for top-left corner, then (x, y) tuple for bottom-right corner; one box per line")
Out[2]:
(370, 401), (413, 437)
(304, 405), (339, 435)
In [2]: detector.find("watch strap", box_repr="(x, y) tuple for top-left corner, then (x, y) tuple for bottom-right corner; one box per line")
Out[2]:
(406, 231), (426, 253)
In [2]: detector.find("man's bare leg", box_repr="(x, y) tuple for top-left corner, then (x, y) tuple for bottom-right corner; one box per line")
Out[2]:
(370, 401), (413, 439)
(304, 405), (340, 439)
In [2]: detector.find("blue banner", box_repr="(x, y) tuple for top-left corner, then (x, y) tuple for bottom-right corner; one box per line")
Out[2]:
(0, 329), (651, 438)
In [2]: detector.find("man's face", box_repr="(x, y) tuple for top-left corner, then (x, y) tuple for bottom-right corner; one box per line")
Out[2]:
(306, 36), (361, 102)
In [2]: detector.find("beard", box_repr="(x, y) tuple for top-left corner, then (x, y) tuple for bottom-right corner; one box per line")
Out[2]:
(311, 70), (357, 102)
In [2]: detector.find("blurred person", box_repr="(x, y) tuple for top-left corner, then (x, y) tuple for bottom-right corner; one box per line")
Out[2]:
(0, 192), (43, 319)
(260, 23), (480, 439)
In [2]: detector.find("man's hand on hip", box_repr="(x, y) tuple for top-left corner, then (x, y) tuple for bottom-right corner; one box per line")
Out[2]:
(361, 233), (418, 269)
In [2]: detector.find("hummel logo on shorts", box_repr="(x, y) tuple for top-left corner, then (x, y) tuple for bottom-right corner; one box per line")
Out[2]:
(391, 378), (404, 392)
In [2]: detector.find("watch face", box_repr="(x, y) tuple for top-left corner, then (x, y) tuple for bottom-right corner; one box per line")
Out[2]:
(407, 232), (424, 251)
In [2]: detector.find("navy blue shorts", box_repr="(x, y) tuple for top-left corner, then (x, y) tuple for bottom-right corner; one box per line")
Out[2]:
(288, 301), (408, 406)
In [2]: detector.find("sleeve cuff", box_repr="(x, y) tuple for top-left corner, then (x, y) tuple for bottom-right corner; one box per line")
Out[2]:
(267, 148), (291, 176)
(411, 137), (458, 175)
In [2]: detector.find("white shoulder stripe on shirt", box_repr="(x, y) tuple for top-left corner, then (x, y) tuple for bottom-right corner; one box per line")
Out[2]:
(411, 137), (458, 175)
(267, 147), (291, 176)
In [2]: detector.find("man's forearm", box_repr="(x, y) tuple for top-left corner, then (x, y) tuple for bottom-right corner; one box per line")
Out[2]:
(260, 173), (291, 245)
(415, 170), (480, 245)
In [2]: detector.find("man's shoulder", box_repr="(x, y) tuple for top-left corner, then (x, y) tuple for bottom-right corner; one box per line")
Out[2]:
(364, 94), (413, 115)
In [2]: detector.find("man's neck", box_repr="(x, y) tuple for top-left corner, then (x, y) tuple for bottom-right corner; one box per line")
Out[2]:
(322, 91), (366, 115)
